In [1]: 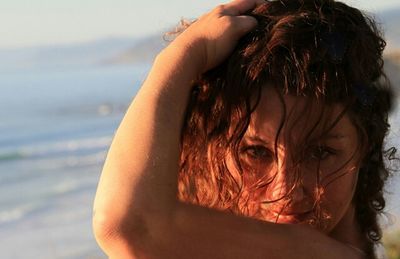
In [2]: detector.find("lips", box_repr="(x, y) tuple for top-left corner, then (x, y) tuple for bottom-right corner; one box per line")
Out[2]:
(270, 208), (314, 224)
(273, 209), (313, 216)
(260, 200), (315, 223)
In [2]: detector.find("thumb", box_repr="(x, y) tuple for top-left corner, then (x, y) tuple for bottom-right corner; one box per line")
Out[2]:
(232, 15), (258, 37)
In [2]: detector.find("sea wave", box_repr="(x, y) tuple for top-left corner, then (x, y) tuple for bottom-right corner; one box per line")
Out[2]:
(0, 136), (112, 163)
(0, 202), (40, 225)
(0, 151), (27, 162)
(31, 151), (107, 171)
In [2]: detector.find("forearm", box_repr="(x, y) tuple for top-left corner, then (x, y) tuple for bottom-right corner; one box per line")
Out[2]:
(93, 41), (199, 237)
(92, 1), (367, 257)
(92, 0), (261, 239)
(92, 46), (363, 258)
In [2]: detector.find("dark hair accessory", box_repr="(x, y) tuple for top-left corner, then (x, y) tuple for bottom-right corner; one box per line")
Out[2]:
(353, 83), (377, 106)
(320, 31), (347, 63)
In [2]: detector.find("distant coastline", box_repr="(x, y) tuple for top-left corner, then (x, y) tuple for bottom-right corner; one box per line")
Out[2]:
(0, 7), (399, 72)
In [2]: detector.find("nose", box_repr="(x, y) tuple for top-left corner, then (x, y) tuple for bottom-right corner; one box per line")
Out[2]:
(268, 150), (309, 204)
(269, 168), (304, 202)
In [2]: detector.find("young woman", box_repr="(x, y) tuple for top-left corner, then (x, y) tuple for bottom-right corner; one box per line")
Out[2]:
(93, 0), (396, 258)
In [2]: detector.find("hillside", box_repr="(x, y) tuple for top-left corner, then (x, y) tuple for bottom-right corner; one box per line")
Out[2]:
(108, 7), (400, 65)
(0, 7), (398, 72)
(0, 37), (139, 71)
(385, 52), (400, 93)
(376, 8), (400, 51)
(101, 34), (169, 65)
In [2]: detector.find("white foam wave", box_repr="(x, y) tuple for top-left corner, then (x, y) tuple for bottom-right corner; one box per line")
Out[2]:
(31, 151), (107, 171)
(26, 136), (111, 154)
(52, 180), (81, 194)
(0, 135), (112, 161)
(0, 203), (38, 224)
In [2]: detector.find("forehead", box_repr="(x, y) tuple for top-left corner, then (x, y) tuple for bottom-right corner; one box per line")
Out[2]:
(247, 87), (358, 142)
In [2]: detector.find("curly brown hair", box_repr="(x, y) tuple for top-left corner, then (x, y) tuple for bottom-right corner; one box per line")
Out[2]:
(177, 0), (396, 258)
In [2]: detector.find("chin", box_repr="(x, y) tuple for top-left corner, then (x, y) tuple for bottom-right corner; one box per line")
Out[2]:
(256, 211), (333, 233)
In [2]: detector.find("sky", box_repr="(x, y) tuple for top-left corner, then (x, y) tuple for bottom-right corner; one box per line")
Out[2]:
(0, 0), (399, 49)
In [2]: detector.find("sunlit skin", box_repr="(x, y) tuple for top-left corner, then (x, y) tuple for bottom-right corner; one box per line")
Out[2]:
(93, 0), (372, 257)
(227, 87), (361, 235)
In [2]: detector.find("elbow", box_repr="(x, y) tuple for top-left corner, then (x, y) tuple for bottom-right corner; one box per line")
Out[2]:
(92, 210), (150, 259)
(92, 210), (123, 255)
(93, 208), (151, 240)
(92, 210), (120, 245)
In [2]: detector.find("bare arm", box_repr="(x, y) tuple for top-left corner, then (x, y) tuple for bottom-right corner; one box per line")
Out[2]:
(92, 1), (363, 258)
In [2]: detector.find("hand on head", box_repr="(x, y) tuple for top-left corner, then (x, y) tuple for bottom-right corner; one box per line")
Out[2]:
(169, 0), (265, 74)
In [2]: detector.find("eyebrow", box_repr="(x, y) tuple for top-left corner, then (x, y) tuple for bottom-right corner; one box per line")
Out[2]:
(320, 134), (347, 140)
(244, 133), (347, 144)
(243, 135), (271, 145)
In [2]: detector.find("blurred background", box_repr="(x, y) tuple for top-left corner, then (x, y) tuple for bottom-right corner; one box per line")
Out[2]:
(0, 0), (399, 258)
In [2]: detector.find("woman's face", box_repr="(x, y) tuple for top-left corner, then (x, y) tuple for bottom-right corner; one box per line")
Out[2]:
(228, 87), (361, 233)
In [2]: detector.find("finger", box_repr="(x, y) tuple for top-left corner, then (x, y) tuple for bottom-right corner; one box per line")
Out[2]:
(231, 15), (258, 36)
(222, 0), (266, 15)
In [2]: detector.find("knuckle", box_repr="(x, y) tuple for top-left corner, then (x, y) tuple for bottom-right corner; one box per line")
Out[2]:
(213, 4), (226, 14)
(219, 15), (235, 27)
(198, 13), (207, 21)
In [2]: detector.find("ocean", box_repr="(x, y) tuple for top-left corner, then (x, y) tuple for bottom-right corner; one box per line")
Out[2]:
(0, 65), (149, 259)
(0, 64), (399, 258)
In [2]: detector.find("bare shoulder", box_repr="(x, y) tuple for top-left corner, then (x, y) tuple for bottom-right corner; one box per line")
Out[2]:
(134, 203), (365, 259)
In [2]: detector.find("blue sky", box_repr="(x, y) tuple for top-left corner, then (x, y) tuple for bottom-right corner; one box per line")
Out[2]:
(1, 0), (399, 49)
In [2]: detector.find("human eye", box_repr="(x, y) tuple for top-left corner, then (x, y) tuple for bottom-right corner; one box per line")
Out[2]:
(241, 145), (273, 162)
(309, 145), (337, 160)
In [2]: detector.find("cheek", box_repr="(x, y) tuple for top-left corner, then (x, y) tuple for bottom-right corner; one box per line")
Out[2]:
(321, 168), (358, 229)
(322, 162), (359, 200)
(241, 161), (275, 185)
(225, 153), (245, 188)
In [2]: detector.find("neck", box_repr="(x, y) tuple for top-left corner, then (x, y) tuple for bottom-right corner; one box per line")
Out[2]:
(328, 205), (368, 253)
